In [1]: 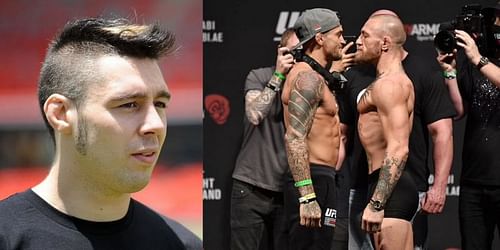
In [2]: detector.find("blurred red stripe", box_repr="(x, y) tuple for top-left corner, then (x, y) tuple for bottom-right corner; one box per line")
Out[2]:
(0, 164), (202, 220)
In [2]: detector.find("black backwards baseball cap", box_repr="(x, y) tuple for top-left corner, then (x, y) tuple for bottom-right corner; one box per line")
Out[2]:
(293, 8), (341, 49)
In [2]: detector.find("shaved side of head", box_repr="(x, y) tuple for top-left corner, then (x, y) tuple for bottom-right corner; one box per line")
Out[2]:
(368, 14), (406, 46)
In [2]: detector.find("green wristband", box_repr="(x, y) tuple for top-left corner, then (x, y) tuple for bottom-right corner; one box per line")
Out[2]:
(294, 179), (313, 187)
(273, 71), (286, 81)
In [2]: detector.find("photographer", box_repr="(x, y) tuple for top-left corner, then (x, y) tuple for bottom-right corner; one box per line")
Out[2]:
(436, 4), (500, 249)
(230, 28), (297, 250)
(452, 30), (500, 86)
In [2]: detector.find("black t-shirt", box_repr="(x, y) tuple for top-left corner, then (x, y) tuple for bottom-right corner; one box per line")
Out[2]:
(457, 54), (500, 186)
(404, 54), (456, 191)
(0, 190), (201, 250)
(232, 66), (289, 192)
(341, 64), (374, 190)
(342, 54), (456, 191)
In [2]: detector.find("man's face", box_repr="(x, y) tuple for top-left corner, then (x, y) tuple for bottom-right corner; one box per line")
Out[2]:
(285, 33), (300, 49)
(355, 19), (383, 64)
(321, 25), (346, 61)
(74, 55), (170, 194)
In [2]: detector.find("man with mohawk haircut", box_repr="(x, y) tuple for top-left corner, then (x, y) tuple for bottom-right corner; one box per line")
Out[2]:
(0, 18), (201, 250)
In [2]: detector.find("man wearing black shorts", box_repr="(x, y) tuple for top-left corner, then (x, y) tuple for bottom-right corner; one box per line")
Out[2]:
(282, 8), (346, 249)
(345, 10), (455, 250)
(355, 13), (416, 249)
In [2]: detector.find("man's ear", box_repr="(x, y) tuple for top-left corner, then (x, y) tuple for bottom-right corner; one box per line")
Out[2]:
(381, 36), (391, 52)
(44, 94), (75, 135)
(314, 33), (324, 45)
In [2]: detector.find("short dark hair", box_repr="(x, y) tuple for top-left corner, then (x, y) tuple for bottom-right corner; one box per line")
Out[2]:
(38, 17), (176, 142)
(279, 28), (296, 48)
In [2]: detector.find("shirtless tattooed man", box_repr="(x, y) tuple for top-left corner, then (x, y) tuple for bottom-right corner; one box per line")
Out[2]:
(355, 14), (418, 250)
(282, 8), (346, 249)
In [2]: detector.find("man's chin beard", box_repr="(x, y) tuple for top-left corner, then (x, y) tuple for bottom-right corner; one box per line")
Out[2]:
(333, 50), (343, 61)
(355, 53), (373, 65)
(327, 53), (342, 63)
(354, 56), (366, 64)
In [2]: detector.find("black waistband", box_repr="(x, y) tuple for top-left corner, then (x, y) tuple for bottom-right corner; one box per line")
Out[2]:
(310, 163), (336, 174)
(233, 179), (283, 196)
(286, 163), (336, 181)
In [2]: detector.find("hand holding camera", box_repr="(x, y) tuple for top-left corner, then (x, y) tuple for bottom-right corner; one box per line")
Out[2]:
(434, 4), (497, 58)
(276, 46), (295, 75)
(455, 29), (482, 65)
(436, 49), (457, 74)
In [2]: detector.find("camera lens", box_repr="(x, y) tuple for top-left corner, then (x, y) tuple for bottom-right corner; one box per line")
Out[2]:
(434, 30), (456, 53)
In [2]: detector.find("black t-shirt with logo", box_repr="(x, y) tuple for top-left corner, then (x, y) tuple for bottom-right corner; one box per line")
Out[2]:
(342, 53), (456, 192)
(232, 66), (289, 192)
(457, 54), (500, 187)
(0, 190), (202, 250)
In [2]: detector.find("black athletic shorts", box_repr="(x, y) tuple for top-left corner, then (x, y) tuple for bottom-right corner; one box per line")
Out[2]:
(284, 164), (337, 250)
(368, 169), (418, 221)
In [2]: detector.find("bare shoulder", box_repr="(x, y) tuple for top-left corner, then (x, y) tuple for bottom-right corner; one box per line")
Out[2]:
(372, 74), (412, 103)
(292, 68), (324, 90)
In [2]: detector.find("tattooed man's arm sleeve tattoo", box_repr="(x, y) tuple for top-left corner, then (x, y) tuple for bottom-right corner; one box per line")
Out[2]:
(372, 153), (407, 207)
(245, 75), (284, 125)
(371, 83), (412, 207)
(284, 71), (324, 196)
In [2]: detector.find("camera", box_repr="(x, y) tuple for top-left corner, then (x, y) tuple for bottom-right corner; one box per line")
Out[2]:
(343, 35), (357, 54)
(285, 45), (346, 92)
(434, 4), (493, 55)
(286, 46), (304, 62)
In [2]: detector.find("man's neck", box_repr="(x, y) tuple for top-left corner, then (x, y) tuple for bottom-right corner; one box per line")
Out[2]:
(32, 160), (131, 222)
(306, 49), (329, 68)
(375, 48), (404, 77)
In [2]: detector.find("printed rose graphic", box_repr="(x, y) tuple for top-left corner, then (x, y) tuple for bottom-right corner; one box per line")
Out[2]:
(204, 94), (230, 125)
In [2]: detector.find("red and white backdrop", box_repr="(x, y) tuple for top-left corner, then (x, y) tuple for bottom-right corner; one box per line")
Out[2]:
(203, 0), (497, 249)
(0, 0), (201, 125)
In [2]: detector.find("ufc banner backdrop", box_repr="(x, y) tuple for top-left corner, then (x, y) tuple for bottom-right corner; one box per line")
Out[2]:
(203, 0), (497, 249)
